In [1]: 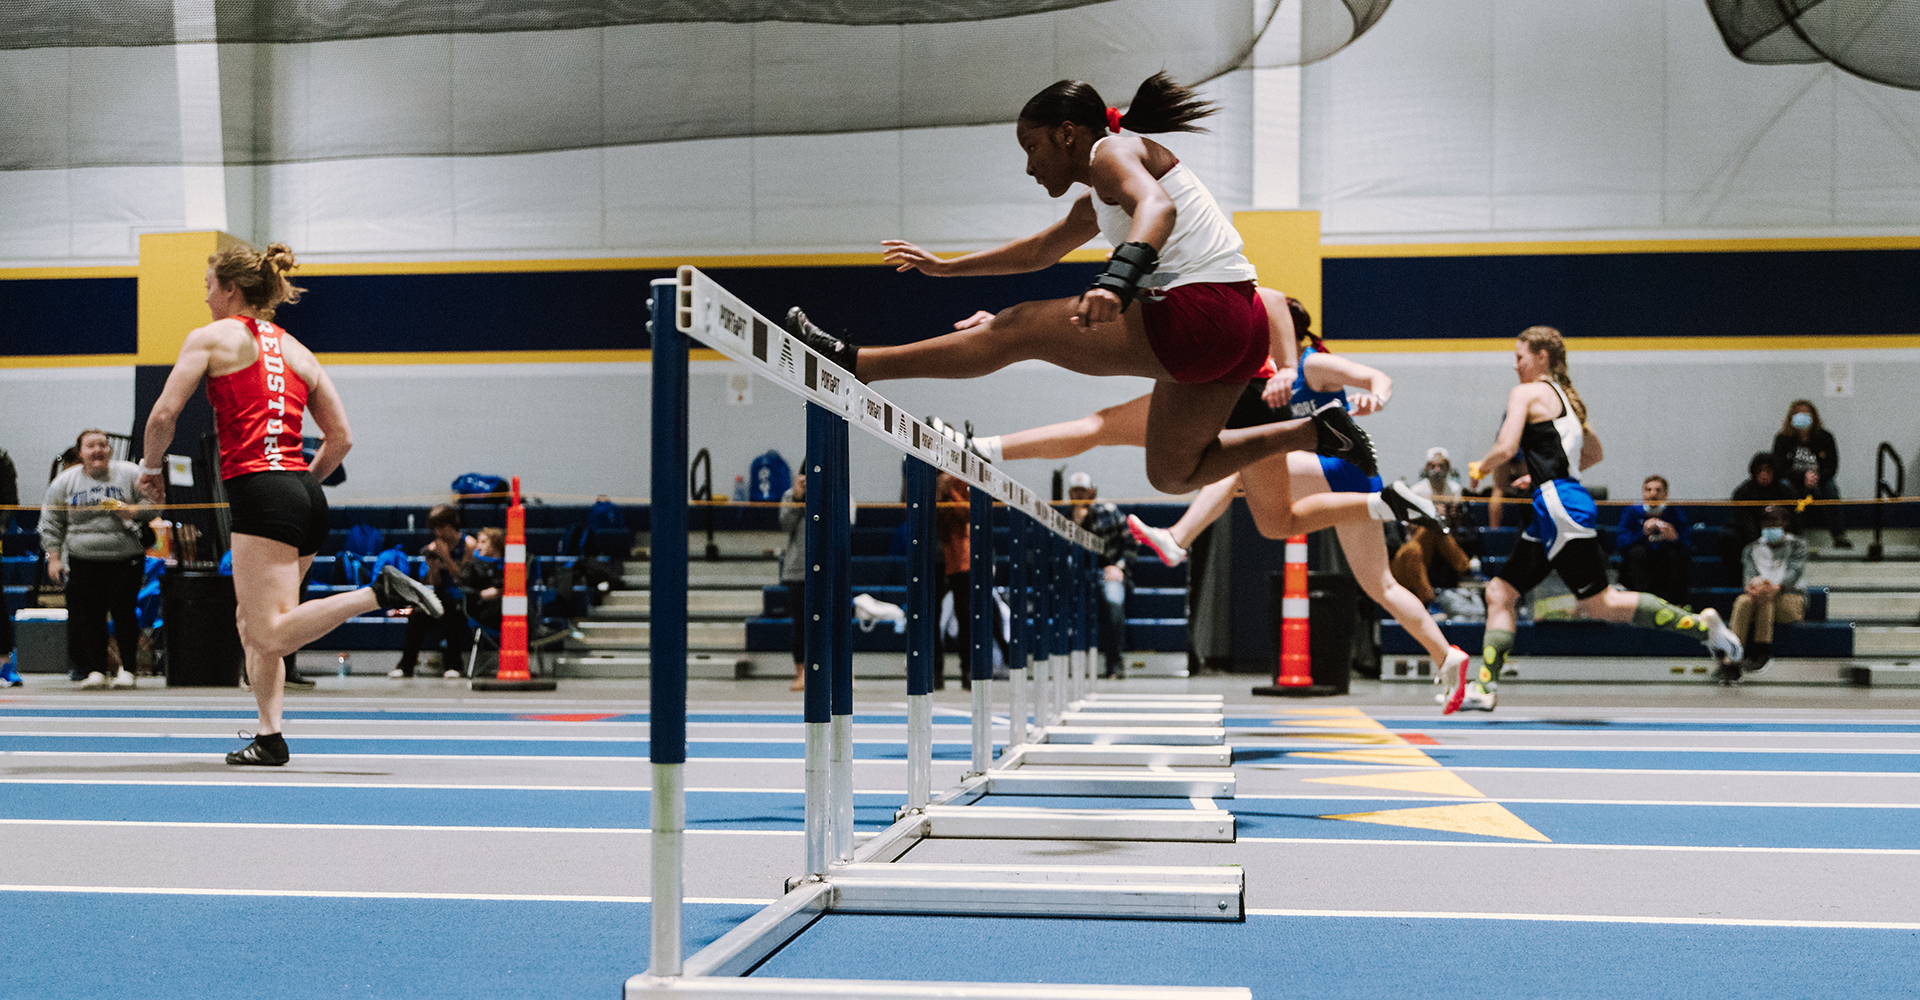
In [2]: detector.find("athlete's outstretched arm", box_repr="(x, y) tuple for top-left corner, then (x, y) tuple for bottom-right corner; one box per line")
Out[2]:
(1301, 352), (1393, 415)
(1471, 384), (1537, 486)
(883, 195), (1101, 277)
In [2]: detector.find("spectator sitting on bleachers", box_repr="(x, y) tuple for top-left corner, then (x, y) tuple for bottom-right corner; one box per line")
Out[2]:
(1772, 399), (1849, 549)
(1616, 474), (1691, 608)
(1725, 452), (1797, 585)
(1392, 447), (1475, 610)
(457, 528), (506, 630)
(1724, 506), (1809, 684)
(389, 503), (471, 679)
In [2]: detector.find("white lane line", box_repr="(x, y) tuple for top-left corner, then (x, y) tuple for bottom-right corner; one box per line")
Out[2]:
(1242, 908), (1920, 930)
(0, 884), (772, 904)
(0, 731), (977, 745)
(0, 752), (982, 763)
(0, 818), (807, 834)
(1253, 764), (1920, 778)
(1236, 837), (1920, 855)
(0, 779), (907, 794)
(1241, 742), (1920, 755)
(1189, 796), (1221, 811)
(1233, 793), (1920, 808)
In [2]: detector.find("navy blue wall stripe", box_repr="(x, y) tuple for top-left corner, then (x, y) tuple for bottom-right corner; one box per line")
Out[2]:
(0, 277), (136, 355)
(1324, 248), (1920, 341)
(269, 265), (1105, 354)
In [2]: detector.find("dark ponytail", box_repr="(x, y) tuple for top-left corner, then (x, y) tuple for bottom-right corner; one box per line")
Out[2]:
(1019, 72), (1215, 135)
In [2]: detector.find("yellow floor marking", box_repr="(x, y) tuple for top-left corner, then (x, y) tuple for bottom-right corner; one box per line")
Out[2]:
(1292, 748), (1440, 767)
(1273, 717), (1394, 730)
(1262, 731), (1404, 745)
(1305, 770), (1488, 797)
(1322, 801), (1551, 842)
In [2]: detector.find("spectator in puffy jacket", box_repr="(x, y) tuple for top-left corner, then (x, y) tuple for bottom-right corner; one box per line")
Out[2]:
(1723, 452), (1797, 586)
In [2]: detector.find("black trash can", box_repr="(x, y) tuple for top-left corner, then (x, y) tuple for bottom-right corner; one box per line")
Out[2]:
(162, 571), (243, 687)
(1255, 570), (1357, 696)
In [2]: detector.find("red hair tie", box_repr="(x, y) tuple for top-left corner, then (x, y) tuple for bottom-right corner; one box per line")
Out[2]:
(1105, 107), (1123, 133)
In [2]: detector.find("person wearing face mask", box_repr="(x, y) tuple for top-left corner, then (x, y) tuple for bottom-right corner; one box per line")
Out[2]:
(1723, 506), (1809, 684)
(1771, 400), (1848, 549)
(1616, 475), (1692, 608)
(1724, 453), (1798, 585)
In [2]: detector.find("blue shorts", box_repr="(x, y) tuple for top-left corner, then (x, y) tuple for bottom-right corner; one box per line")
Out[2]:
(1318, 454), (1383, 495)
(1521, 479), (1597, 559)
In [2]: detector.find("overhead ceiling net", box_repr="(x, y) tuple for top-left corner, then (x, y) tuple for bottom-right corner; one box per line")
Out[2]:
(1, 0), (1394, 170)
(1706, 0), (1920, 90)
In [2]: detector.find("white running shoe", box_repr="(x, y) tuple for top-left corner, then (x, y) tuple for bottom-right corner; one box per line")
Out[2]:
(1127, 514), (1187, 567)
(1438, 646), (1471, 715)
(442, 669), (464, 679)
(111, 669), (136, 689)
(387, 667), (409, 679)
(1699, 608), (1744, 666)
(1458, 681), (1498, 712)
(80, 671), (109, 689)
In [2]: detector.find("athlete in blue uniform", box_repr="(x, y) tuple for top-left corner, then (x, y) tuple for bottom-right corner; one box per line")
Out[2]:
(1460, 326), (1742, 711)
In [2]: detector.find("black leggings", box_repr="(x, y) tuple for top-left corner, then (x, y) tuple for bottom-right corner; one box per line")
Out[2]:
(66, 556), (143, 677)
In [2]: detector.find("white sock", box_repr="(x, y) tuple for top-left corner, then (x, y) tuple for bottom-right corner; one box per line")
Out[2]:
(1365, 492), (1393, 521)
(973, 435), (1003, 462)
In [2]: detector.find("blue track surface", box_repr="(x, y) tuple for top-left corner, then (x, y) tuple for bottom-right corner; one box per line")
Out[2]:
(0, 734), (991, 759)
(0, 784), (903, 831)
(1236, 746), (1920, 772)
(0, 892), (760, 1000)
(754, 913), (1920, 999)
(0, 708), (975, 725)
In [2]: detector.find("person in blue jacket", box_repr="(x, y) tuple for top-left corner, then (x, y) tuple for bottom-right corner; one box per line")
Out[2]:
(1616, 474), (1691, 608)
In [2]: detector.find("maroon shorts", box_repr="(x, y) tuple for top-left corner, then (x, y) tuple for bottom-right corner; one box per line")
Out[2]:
(1138, 280), (1271, 385)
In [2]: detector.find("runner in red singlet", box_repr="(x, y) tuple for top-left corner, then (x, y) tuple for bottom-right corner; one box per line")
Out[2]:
(139, 242), (442, 766)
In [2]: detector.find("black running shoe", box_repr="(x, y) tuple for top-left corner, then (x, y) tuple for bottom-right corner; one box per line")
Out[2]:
(226, 731), (289, 766)
(282, 668), (317, 690)
(1380, 481), (1447, 533)
(1310, 400), (1378, 477)
(785, 307), (860, 378)
(373, 564), (444, 618)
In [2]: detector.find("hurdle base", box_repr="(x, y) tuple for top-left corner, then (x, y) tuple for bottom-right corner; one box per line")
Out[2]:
(1041, 726), (1226, 745)
(470, 677), (559, 691)
(925, 804), (1234, 842)
(1250, 683), (1340, 697)
(629, 975), (1250, 999)
(1013, 744), (1233, 767)
(985, 768), (1235, 799)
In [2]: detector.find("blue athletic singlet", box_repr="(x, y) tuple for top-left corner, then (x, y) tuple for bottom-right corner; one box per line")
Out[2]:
(1290, 344), (1381, 494)
(1518, 380), (1596, 558)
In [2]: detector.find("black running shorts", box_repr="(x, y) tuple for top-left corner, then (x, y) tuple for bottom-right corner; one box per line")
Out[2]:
(225, 470), (330, 556)
(1224, 379), (1286, 430)
(1496, 535), (1610, 601)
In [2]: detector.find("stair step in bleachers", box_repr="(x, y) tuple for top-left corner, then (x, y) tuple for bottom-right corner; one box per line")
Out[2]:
(1380, 619), (1854, 658)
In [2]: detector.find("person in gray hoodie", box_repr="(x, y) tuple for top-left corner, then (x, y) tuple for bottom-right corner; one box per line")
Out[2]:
(41, 429), (148, 689)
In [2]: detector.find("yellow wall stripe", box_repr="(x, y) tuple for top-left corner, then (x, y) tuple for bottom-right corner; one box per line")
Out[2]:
(1322, 235), (1920, 258)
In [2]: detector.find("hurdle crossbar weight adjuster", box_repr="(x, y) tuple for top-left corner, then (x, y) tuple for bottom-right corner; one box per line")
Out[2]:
(631, 268), (1249, 1000)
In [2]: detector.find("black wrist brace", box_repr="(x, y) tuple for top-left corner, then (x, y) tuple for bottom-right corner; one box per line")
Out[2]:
(1088, 241), (1159, 311)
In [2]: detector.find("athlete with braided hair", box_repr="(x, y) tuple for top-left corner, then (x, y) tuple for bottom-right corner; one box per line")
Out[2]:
(1455, 326), (1743, 712)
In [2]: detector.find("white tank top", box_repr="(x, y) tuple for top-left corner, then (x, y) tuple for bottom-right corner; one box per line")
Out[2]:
(1088, 136), (1258, 289)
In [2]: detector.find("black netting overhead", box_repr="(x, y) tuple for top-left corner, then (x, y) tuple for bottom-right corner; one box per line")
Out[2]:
(1, 0), (1393, 170)
(1707, 0), (1920, 90)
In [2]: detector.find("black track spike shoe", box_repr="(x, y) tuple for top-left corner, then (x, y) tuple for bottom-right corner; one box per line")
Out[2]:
(1310, 400), (1379, 478)
(373, 565), (444, 618)
(785, 307), (860, 378)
